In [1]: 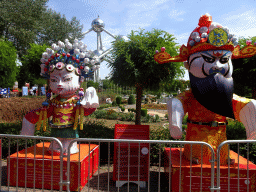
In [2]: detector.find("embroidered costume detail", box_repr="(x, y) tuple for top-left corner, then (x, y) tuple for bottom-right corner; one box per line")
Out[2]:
(176, 89), (252, 165)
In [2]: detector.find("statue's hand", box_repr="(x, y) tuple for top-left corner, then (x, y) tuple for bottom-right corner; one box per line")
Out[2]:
(80, 87), (99, 108)
(167, 98), (184, 139)
(240, 100), (256, 140)
(20, 117), (35, 136)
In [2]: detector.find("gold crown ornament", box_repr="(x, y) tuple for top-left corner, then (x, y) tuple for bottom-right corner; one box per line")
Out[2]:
(154, 13), (256, 64)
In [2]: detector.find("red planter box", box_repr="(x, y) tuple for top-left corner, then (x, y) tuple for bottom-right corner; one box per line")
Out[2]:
(7, 142), (99, 191)
(164, 147), (256, 192)
(113, 124), (150, 182)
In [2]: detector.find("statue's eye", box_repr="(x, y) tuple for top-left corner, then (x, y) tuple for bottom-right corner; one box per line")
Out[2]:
(202, 55), (215, 63)
(64, 77), (72, 82)
(50, 79), (57, 82)
(220, 57), (229, 64)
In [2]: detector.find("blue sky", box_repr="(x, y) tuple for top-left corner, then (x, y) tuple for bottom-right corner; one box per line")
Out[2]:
(47, 0), (256, 81)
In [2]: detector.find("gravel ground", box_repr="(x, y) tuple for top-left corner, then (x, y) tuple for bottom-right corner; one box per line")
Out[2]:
(1, 160), (169, 192)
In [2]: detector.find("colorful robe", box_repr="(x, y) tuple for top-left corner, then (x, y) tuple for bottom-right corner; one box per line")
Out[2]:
(177, 89), (250, 165)
(25, 95), (96, 138)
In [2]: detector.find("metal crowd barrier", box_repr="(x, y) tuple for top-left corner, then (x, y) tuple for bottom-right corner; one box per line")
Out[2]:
(66, 138), (215, 192)
(217, 140), (256, 192)
(0, 134), (63, 192)
(6, 134), (256, 191)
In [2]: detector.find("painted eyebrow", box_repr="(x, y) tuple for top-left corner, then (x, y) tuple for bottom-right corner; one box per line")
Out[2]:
(201, 52), (215, 58)
(51, 75), (59, 79)
(222, 51), (232, 57)
(63, 74), (72, 78)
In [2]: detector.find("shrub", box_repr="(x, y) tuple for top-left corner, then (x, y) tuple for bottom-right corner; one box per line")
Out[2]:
(121, 99), (128, 104)
(121, 106), (125, 112)
(107, 112), (119, 120)
(128, 94), (136, 104)
(112, 100), (117, 106)
(94, 110), (107, 119)
(141, 108), (147, 117)
(128, 108), (136, 113)
(127, 112), (135, 121)
(120, 113), (127, 121)
(107, 109), (115, 115)
(165, 114), (169, 120)
(98, 104), (112, 110)
(142, 114), (151, 123)
(152, 114), (160, 123)
(116, 96), (122, 105)
(182, 114), (188, 124)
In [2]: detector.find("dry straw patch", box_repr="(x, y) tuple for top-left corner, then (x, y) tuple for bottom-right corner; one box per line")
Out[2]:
(0, 97), (45, 123)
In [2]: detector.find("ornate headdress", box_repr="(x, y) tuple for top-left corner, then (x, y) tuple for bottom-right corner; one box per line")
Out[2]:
(40, 39), (100, 78)
(154, 13), (256, 63)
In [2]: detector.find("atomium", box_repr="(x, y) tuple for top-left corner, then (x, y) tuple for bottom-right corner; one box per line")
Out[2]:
(83, 16), (128, 82)
(91, 17), (105, 32)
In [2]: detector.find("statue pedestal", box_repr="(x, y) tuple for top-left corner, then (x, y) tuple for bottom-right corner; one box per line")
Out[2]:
(7, 142), (99, 191)
(164, 148), (256, 192)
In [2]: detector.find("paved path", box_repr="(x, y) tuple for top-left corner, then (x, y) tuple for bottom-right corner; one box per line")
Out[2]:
(108, 105), (168, 118)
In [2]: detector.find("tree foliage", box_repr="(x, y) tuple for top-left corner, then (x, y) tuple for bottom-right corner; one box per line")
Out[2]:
(0, 40), (18, 87)
(109, 28), (184, 90)
(0, 0), (47, 57)
(232, 36), (256, 97)
(0, 0), (84, 57)
(37, 9), (85, 45)
(87, 80), (99, 89)
(17, 43), (49, 87)
(108, 28), (184, 124)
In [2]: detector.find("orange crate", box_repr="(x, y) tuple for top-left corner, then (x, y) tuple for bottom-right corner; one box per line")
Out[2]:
(164, 148), (256, 192)
(8, 142), (99, 191)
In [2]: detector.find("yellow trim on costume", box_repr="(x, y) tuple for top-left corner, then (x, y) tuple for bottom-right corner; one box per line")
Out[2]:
(73, 107), (79, 130)
(43, 109), (47, 131)
(80, 106), (84, 130)
(37, 110), (43, 130)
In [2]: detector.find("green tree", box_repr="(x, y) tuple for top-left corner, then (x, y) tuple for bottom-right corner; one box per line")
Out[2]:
(0, 0), (47, 57)
(17, 43), (49, 88)
(0, 40), (18, 87)
(232, 36), (256, 98)
(0, 1), (84, 57)
(87, 80), (99, 89)
(108, 29), (184, 124)
(37, 9), (85, 45)
(101, 78), (115, 90)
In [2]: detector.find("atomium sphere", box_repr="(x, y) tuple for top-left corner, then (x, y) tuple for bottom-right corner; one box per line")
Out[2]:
(91, 17), (105, 32)
(93, 49), (104, 57)
(116, 35), (129, 42)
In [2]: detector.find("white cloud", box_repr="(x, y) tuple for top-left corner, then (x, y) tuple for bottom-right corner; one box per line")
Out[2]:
(174, 32), (190, 46)
(169, 9), (185, 21)
(221, 9), (256, 38)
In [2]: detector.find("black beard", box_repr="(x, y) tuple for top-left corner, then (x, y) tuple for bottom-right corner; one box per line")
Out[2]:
(189, 72), (234, 119)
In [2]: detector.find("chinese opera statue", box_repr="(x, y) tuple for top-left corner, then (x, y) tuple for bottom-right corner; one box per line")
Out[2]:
(154, 13), (256, 165)
(20, 39), (99, 156)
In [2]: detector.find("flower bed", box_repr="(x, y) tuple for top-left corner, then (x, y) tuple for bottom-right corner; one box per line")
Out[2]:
(142, 103), (167, 110)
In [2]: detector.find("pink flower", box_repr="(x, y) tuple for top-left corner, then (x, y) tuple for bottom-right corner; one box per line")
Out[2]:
(246, 40), (252, 46)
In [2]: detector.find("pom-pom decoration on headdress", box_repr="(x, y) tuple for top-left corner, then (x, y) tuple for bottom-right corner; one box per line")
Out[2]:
(40, 39), (99, 78)
(154, 13), (256, 64)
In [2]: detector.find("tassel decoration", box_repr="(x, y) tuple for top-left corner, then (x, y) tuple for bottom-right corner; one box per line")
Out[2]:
(43, 108), (47, 132)
(37, 109), (43, 130)
(74, 106), (79, 130)
(80, 106), (84, 130)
